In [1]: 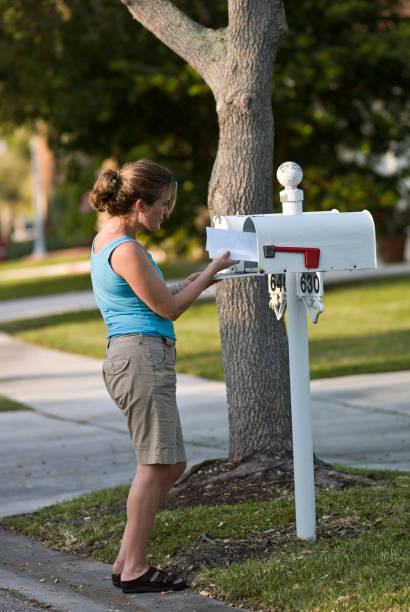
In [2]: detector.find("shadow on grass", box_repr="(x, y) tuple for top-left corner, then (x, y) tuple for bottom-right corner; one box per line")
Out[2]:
(310, 328), (410, 378)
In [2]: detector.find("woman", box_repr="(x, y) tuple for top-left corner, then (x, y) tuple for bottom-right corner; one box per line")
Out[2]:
(89, 159), (236, 594)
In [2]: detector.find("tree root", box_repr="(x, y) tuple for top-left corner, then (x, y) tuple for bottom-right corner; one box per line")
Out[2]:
(168, 453), (380, 499)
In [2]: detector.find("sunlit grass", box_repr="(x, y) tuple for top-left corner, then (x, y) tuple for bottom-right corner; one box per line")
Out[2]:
(0, 251), (89, 271)
(0, 274), (93, 301)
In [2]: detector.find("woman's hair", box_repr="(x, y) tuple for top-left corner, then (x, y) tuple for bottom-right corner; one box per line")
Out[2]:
(89, 159), (177, 216)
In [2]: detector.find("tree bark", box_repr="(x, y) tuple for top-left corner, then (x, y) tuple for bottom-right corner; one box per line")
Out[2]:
(209, 1), (291, 460)
(121, 0), (292, 461)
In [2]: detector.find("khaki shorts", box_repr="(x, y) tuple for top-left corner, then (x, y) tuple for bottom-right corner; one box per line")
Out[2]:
(103, 334), (186, 465)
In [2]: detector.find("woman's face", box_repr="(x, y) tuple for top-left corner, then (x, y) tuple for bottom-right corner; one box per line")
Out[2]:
(141, 186), (172, 232)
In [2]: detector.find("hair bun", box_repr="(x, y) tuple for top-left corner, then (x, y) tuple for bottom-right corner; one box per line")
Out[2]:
(89, 169), (120, 213)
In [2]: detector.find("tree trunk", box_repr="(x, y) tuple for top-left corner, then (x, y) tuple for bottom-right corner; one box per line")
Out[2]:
(216, 278), (292, 460)
(208, 1), (291, 460)
(121, 0), (292, 461)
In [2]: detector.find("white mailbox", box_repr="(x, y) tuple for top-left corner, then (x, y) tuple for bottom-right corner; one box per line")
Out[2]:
(212, 210), (376, 275)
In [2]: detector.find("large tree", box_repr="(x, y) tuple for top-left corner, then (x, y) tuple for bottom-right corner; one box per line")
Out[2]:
(120, 0), (293, 463)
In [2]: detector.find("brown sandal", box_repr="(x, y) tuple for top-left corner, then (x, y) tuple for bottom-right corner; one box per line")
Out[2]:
(121, 566), (187, 593)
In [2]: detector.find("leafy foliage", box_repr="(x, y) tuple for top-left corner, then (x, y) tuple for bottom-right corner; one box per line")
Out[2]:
(0, 128), (32, 212)
(274, 0), (410, 225)
(0, 0), (408, 244)
(0, 0), (221, 249)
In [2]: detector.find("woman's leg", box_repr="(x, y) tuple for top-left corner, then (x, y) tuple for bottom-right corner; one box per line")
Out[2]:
(158, 461), (186, 506)
(112, 461), (186, 578)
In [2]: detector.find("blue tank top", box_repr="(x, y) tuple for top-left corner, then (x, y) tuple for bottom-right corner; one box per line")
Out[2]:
(91, 236), (176, 340)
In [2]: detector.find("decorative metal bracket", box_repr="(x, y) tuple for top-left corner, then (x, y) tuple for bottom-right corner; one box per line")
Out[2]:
(301, 295), (325, 324)
(268, 274), (287, 321)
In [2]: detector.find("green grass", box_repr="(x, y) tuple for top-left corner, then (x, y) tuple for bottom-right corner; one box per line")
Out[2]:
(308, 276), (410, 378)
(2, 469), (408, 611)
(0, 258), (203, 301)
(0, 394), (31, 412)
(0, 251), (89, 271)
(0, 274), (93, 301)
(0, 276), (409, 380)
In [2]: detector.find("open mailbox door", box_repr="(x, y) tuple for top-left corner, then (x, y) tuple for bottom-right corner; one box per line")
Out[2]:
(211, 210), (377, 276)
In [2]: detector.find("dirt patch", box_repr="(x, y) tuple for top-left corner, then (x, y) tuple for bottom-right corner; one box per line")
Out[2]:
(163, 456), (381, 510)
(167, 514), (368, 584)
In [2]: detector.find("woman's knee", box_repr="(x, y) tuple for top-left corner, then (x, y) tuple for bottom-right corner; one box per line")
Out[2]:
(136, 463), (177, 486)
(137, 461), (187, 482)
(171, 461), (186, 483)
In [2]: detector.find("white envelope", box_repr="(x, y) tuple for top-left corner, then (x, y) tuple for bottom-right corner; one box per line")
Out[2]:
(206, 227), (258, 261)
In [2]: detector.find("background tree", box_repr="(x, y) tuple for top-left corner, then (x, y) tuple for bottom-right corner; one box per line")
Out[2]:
(0, 129), (32, 241)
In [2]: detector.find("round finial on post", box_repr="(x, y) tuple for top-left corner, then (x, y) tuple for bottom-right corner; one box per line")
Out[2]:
(277, 161), (303, 189)
(276, 161), (304, 214)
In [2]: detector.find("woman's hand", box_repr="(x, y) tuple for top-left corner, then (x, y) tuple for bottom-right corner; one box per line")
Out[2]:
(209, 250), (240, 274)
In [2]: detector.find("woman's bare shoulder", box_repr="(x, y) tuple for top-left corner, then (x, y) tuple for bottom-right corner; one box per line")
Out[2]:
(92, 232), (121, 255)
(93, 233), (142, 256)
(110, 239), (151, 271)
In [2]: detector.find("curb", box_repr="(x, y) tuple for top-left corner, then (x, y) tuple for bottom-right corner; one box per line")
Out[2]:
(0, 527), (242, 612)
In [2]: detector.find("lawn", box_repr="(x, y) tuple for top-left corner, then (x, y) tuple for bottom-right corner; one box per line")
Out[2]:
(0, 276), (409, 380)
(0, 250), (89, 272)
(0, 395), (31, 412)
(2, 468), (408, 611)
(0, 274), (93, 301)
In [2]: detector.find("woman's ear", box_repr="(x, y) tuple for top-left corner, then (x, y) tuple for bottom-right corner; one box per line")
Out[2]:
(135, 198), (145, 213)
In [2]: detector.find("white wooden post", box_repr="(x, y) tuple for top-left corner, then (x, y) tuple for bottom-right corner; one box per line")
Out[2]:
(277, 162), (316, 541)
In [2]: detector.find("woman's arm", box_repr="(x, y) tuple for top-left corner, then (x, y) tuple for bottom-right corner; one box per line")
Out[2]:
(169, 273), (201, 295)
(111, 242), (237, 321)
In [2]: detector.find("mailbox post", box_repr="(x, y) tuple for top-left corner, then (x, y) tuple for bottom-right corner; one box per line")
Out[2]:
(279, 162), (316, 541)
(207, 161), (377, 542)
